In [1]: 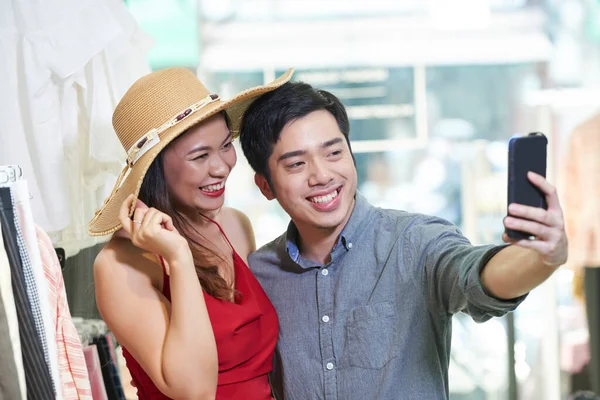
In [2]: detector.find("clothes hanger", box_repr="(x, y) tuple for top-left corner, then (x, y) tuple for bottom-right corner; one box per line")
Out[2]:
(0, 165), (23, 185)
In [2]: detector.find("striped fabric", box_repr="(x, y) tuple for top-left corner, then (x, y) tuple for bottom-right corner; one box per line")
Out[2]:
(8, 189), (55, 395)
(0, 220), (26, 398)
(0, 188), (54, 399)
(12, 180), (63, 397)
(37, 226), (93, 399)
(0, 266), (22, 399)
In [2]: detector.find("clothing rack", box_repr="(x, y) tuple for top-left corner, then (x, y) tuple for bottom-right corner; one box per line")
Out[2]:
(72, 318), (109, 347)
(0, 165), (23, 185)
(0, 176), (99, 399)
(72, 318), (128, 400)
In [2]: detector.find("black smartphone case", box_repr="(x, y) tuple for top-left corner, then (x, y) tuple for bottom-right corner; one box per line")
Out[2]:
(506, 132), (548, 240)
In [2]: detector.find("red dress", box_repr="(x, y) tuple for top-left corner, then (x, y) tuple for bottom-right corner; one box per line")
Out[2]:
(121, 224), (279, 399)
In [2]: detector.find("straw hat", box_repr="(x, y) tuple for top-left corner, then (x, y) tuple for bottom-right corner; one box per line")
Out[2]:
(88, 67), (294, 236)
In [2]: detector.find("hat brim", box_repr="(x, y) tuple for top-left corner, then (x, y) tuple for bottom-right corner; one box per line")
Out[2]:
(88, 68), (294, 236)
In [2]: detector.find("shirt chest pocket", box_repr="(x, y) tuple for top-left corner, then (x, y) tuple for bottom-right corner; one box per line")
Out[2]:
(345, 301), (399, 369)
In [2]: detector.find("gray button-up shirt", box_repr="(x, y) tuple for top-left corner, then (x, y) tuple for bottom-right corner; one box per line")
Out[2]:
(249, 193), (525, 400)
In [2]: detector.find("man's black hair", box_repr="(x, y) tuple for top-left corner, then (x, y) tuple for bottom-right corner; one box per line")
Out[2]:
(240, 81), (353, 181)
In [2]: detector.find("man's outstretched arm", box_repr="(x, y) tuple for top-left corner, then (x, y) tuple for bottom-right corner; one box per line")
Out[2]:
(481, 172), (568, 300)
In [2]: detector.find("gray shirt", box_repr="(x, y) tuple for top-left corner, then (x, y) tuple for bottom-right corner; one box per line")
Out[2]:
(249, 193), (526, 400)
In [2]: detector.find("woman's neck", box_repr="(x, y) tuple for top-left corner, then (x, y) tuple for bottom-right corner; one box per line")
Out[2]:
(179, 205), (223, 227)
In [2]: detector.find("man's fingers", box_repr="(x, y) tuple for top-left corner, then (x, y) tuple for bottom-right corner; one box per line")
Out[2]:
(527, 172), (561, 211)
(504, 216), (551, 239)
(507, 204), (552, 226)
(512, 237), (551, 254)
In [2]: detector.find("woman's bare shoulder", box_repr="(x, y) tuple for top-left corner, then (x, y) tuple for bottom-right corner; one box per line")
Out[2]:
(94, 237), (163, 289)
(220, 207), (256, 258)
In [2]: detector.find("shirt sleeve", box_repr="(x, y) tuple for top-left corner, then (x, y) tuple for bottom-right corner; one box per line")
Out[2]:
(403, 216), (527, 323)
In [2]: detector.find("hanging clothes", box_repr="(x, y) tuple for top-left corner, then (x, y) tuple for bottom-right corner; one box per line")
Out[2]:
(0, 187), (54, 399)
(75, 318), (126, 400)
(0, 0), (69, 233)
(0, 221), (25, 399)
(0, 224), (22, 400)
(4, 184), (60, 396)
(0, 0), (152, 257)
(84, 345), (109, 400)
(93, 334), (126, 400)
(38, 226), (93, 399)
(12, 180), (62, 398)
(52, 0), (153, 256)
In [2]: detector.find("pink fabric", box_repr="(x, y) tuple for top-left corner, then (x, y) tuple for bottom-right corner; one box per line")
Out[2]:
(560, 332), (591, 374)
(37, 226), (93, 399)
(105, 333), (118, 366)
(83, 345), (108, 400)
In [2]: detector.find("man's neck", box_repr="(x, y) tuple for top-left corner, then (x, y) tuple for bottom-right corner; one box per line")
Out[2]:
(296, 226), (341, 265)
(295, 198), (356, 265)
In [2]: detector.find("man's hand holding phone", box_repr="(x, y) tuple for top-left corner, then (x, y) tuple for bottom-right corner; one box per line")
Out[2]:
(503, 171), (568, 267)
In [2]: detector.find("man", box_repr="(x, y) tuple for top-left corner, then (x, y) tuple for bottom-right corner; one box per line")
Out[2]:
(239, 81), (568, 400)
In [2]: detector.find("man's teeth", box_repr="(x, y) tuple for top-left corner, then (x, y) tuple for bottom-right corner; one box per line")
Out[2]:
(309, 189), (338, 204)
(201, 182), (225, 192)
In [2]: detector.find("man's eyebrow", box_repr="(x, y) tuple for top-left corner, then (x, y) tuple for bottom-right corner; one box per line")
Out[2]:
(278, 150), (306, 162)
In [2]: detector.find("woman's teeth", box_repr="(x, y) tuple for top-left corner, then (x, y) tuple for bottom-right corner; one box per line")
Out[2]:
(309, 189), (338, 204)
(200, 182), (225, 192)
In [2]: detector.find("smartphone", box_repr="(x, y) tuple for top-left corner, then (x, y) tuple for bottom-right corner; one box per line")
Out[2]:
(506, 132), (548, 240)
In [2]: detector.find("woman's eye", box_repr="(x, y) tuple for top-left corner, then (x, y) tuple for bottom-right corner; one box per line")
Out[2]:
(192, 154), (208, 161)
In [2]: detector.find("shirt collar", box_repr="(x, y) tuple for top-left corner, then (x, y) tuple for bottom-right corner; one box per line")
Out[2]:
(282, 191), (373, 268)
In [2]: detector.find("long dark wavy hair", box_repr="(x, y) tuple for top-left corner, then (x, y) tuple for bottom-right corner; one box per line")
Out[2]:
(137, 127), (233, 300)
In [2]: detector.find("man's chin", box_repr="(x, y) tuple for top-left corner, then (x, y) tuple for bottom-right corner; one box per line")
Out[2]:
(314, 223), (342, 231)
(312, 216), (346, 231)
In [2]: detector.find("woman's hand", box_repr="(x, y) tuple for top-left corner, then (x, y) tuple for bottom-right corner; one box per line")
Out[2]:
(119, 194), (190, 263)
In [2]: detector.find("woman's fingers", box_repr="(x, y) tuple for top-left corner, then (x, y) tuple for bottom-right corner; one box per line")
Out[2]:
(118, 194), (135, 235)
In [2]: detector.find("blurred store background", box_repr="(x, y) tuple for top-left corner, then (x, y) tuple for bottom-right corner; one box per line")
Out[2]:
(121, 0), (600, 398)
(7, 0), (597, 398)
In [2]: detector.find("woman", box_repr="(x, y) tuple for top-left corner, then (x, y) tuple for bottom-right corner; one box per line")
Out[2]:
(88, 67), (294, 399)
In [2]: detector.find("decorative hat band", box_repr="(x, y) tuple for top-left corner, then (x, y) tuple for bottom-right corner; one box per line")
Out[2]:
(126, 93), (220, 166)
(92, 93), (221, 220)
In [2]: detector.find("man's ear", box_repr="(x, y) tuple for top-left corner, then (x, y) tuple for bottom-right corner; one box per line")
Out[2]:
(254, 173), (275, 201)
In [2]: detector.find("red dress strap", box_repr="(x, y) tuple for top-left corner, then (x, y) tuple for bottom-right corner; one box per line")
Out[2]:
(204, 216), (235, 252)
(156, 216), (231, 301)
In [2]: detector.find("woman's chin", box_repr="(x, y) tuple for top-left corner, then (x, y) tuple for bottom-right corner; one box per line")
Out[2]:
(194, 197), (225, 215)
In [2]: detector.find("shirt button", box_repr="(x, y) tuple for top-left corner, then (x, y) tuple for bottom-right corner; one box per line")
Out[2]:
(322, 315), (330, 323)
(347, 242), (353, 249)
(326, 362), (334, 370)
(321, 269), (329, 276)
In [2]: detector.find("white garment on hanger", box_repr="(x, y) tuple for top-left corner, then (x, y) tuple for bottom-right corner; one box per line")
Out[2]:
(0, 0), (152, 256)
(12, 180), (63, 399)
(0, 2), (59, 232)
(0, 223), (26, 400)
